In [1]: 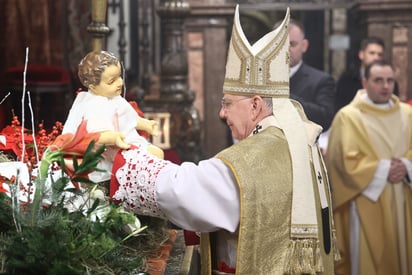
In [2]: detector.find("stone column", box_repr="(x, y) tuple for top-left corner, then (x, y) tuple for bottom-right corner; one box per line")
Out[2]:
(88, 0), (111, 51)
(185, 3), (234, 158)
(143, 0), (202, 163)
(329, 8), (348, 81)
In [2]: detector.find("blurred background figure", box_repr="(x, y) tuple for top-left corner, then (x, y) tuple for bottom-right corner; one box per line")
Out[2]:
(327, 60), (412, 275)
(335, 36), (399, 112)
(288, 19), (336, 133)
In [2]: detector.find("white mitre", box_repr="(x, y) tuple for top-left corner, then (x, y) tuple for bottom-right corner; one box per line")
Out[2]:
(223, 5), (289, 97)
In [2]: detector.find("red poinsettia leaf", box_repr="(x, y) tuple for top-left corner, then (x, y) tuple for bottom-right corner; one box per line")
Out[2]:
(128, 101), (144, 117)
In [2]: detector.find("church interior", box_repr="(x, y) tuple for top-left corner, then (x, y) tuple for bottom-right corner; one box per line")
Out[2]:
(0, 0), (411, 162)
(0, 1), (411, 274)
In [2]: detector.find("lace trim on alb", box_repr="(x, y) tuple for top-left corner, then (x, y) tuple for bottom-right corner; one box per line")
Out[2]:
(113, 148), (169, 218)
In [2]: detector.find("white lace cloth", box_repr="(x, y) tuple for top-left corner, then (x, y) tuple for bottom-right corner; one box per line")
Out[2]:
(113, 147), (171, 218)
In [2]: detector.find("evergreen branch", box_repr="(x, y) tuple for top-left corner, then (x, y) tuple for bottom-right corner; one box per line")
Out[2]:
(0, 233), (10, 273)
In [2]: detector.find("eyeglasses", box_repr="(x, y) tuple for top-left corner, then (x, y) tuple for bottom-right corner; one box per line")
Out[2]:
(220, 97), (250, 110)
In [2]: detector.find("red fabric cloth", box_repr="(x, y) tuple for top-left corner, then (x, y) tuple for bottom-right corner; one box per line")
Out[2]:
(218, 262), (236, 273)
(109, 147), (129, 200)
(164, 149), (181, 164)
(183, 230), (200, 246)
(3, 64), (70, 85)
(128, 101), (150, 140)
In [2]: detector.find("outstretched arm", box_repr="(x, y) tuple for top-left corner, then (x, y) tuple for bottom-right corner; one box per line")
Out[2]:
(99, 131), (130, 149)
(136, 118), (159, 136)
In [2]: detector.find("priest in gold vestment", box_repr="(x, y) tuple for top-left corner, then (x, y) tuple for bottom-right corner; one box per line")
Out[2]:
(108, 5), (338, 274)
(326, 60), (412, 275)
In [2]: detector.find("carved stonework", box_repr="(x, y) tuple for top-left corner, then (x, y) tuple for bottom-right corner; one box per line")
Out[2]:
(142, 0), (202, 163)
(185, 3), (233, 157)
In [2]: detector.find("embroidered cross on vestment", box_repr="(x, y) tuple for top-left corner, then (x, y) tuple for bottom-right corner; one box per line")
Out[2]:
(253, 125), (262, 135)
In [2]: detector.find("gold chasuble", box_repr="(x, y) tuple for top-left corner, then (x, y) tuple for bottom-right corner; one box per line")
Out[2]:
(327, 90), (412, 275)
(200, 126), (335, 275)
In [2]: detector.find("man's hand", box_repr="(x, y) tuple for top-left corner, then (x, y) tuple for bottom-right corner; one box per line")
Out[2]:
(388, 157), (407, 183)
(99, 131), (130, 149)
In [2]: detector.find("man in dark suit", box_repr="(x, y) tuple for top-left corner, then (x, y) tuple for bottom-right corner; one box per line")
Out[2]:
(289, 19), (336, 132)
(335, 36), (399, 111)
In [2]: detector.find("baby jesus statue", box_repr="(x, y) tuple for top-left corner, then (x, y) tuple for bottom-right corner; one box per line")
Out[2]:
(62, 50), (164, 183)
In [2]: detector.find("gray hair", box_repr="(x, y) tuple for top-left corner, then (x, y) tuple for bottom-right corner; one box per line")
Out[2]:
(262, 97), (273, 113)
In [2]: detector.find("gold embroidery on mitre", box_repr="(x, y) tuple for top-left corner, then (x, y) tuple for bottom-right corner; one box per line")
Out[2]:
(223, 5), (290, 98)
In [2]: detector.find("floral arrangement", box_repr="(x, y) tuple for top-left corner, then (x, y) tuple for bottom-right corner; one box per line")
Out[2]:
(0, 118), (169, 274)
(0, 116), (63, 167)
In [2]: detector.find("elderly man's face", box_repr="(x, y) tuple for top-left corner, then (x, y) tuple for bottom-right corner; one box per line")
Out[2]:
(219, 95), (255, 141)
